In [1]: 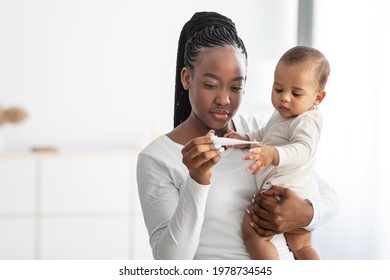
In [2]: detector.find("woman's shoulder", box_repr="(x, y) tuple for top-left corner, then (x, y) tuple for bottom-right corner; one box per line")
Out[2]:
(233, 114), (267, 134)
(138, 134), (181, 159)
(137, 135), (183, 175)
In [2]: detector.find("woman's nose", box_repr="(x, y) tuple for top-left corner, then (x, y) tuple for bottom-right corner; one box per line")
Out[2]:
(216, 90), (230, 106)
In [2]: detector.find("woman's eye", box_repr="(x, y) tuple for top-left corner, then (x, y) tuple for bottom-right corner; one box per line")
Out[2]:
(204, 83), (216, 89)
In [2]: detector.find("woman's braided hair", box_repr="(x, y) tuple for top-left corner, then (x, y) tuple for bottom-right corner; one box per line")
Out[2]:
(173, 12), (248, 128)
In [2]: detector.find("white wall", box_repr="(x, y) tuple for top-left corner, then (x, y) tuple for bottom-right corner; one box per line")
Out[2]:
(3, 0), (388, 261)
(0, 0), (299, 260)
(312, 0), (390, 259)
(0, 0), (298, 152)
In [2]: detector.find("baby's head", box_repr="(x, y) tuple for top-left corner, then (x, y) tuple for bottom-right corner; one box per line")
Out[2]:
(272, 46), (330, 118)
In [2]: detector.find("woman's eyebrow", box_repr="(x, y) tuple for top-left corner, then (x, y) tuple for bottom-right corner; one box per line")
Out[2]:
(202, 72), (220, 80)
(202, 72), (245, 81)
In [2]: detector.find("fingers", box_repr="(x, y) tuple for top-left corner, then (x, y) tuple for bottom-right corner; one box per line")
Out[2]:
(183, 143), (219, 160)
(223, 130), (250, 149)
(249, 220), (276, 237)
(181, 131), (215, 154)
(222, 129), (236, 138)
(242, 147), (266, 175)
(242, 146), (265, 173)
(245, 204), (276, 237)
(181, 130), (223, 184)
(255, 192), (280, 215)
(245, 160), (266, 175)
(182, 139), (221, 168)
(250, 192), (286, 234)
(261, 185), (289, 198)
(183, 151), (221, 172)
(242, 149), (262, 160)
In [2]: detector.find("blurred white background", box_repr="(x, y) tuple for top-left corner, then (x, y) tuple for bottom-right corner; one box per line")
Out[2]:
(0, 0), (296, 151)
(0, 0), (297, 260)
(0, 0), (389, 259)
(312, 0), (390, 260)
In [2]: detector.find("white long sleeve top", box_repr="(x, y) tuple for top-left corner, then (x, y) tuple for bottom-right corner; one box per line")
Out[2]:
(247, 109), (322, 200)
(137, 114), (339, 260)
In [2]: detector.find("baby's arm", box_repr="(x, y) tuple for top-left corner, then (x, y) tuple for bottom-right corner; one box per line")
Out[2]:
(245, 111), (322, 172)
(243, 144), (279, 175)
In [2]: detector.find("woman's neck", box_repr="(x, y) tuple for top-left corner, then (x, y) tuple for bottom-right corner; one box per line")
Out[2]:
(167, 116), (235, 145)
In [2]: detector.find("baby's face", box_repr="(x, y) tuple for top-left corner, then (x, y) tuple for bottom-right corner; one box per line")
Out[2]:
(271, 61), (324, 118)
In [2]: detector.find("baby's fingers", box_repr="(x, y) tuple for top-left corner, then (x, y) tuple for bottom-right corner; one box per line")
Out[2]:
(242, 153), (261, 161)
(246, 160), (265, 174)
(248, 146), (262, 154)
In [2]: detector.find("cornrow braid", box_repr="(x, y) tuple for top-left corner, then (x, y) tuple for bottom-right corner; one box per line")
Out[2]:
(173, 12), (248, 128)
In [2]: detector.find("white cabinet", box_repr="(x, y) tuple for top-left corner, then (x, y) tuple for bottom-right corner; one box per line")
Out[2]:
(0, 219), (35, 260)
(0, 151), (152, 260)
(40, 216), (131, 259)
(0, 158), (35, 213)
(40, 156), (133, 213)
(0, 158), (36, 259)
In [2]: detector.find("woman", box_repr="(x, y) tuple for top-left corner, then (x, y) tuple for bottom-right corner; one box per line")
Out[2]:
(137, 11), (338, 260)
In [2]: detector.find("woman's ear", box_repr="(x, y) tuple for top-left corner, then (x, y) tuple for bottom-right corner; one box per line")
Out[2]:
(181, 67), (191, 90)
(314, 90), (326, 106)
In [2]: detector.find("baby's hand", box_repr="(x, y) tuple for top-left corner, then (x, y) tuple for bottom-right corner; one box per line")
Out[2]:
(242, 144), (279, 175)
(223, 129), (250, 149)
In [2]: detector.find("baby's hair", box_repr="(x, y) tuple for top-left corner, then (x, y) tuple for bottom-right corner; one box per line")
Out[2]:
(173, 11), (248, 128)
(279, 46), (330, 91)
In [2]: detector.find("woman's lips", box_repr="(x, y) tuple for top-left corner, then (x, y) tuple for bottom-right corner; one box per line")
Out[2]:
(209, 109), (229, 120)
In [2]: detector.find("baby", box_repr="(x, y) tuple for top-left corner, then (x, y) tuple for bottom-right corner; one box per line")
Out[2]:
(226, 45), (330, 259)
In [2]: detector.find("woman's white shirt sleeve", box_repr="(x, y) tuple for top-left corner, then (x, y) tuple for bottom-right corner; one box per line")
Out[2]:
(304, 174), (340, 231)
(137, 141), (210, 259)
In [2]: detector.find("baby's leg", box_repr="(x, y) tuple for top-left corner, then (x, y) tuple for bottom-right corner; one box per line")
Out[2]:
(284, 231), (320, 260)
(243, 204), (278, 259)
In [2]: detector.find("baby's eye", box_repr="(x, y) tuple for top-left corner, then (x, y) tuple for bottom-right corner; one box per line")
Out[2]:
(292, 92), (302, 97)
(274, 88), (283, 93)
(232, 86), (243, 93)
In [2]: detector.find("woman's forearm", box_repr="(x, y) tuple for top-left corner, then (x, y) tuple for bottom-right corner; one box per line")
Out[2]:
(153, 177), (209, 259)
(137, 154), (210, 259)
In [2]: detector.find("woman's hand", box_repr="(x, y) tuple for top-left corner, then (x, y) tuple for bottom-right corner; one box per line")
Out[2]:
(247, 185), (314, 236)
(181, 130), (222, 185)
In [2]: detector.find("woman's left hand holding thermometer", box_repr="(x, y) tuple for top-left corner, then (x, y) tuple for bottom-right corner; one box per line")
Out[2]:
(181, 130), (223, 185)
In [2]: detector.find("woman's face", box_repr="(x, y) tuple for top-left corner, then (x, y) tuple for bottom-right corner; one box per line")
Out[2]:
(181, 45), (247, 133)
